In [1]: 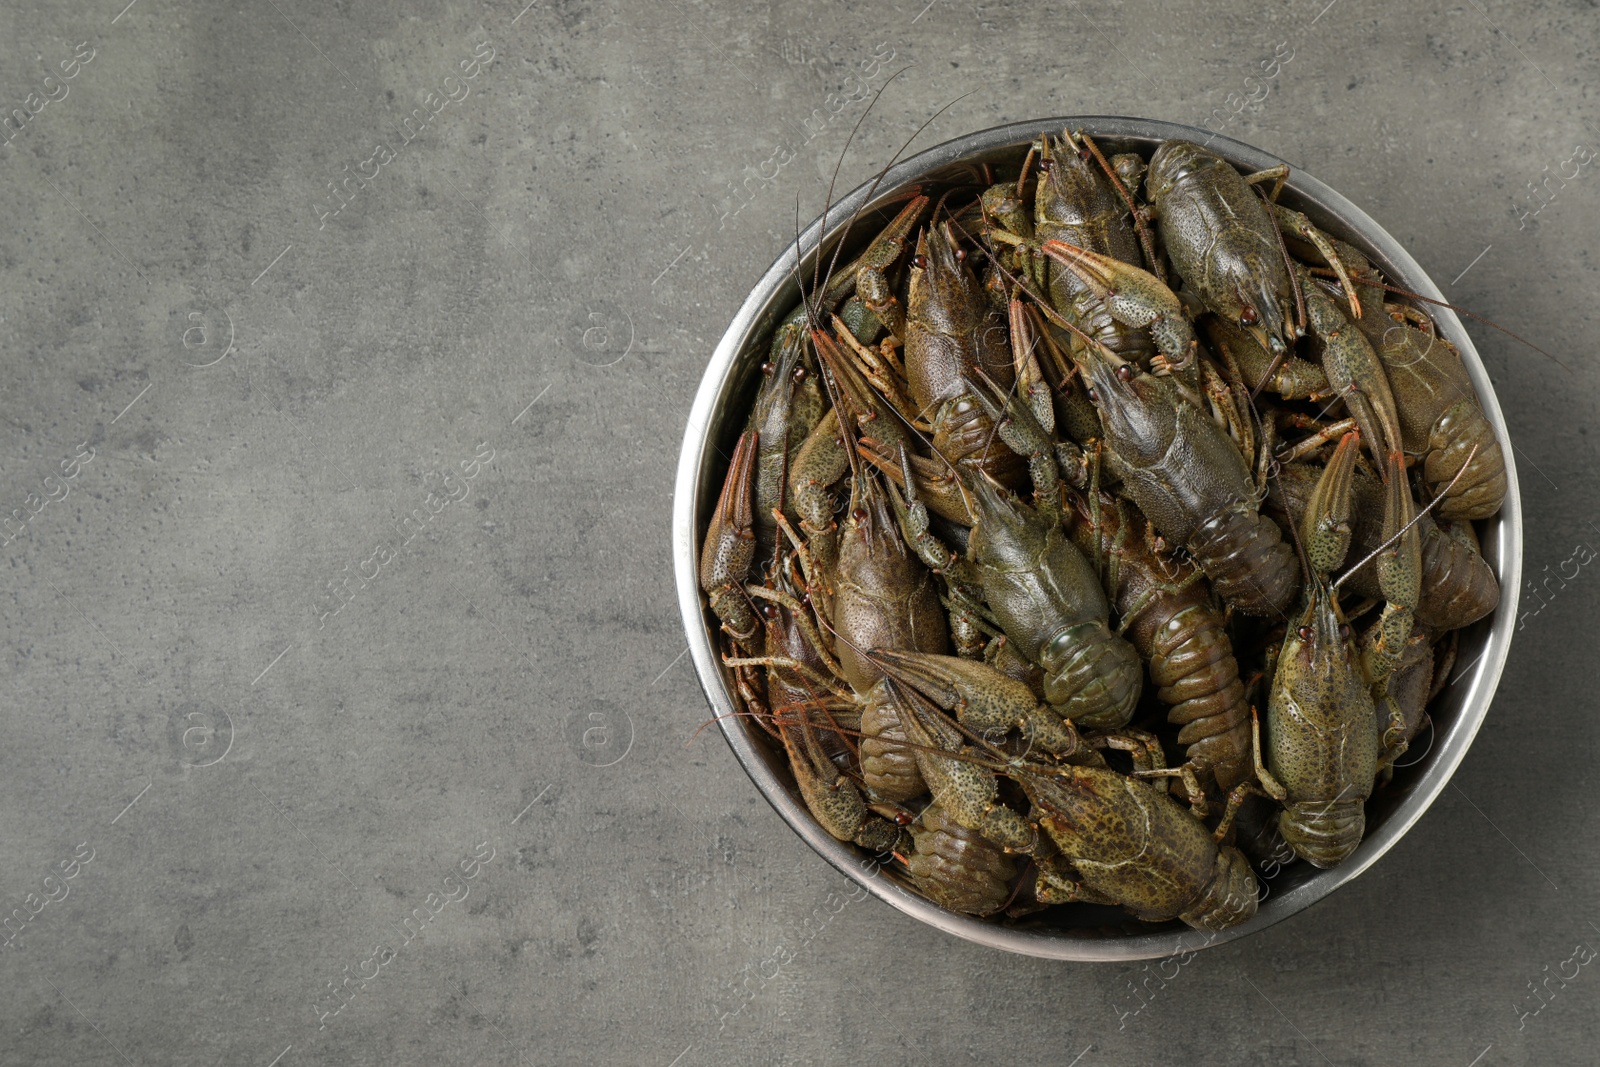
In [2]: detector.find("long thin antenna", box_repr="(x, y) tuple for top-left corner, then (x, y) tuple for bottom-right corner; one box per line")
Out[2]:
(808, 66), (909, 324)
(1307, 269), (1568, 373)
(808, 79), (981, 329)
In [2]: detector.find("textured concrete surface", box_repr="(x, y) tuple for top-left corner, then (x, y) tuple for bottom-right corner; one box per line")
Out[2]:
(0, 1), (1596, 1064)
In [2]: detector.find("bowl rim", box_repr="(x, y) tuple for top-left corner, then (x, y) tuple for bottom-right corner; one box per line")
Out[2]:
(672, 115), (1522, 961)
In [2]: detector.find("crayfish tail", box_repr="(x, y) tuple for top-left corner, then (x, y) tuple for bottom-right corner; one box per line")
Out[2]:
(1280, 797), (1366, 869)
(1189, 507), (1301, 617)
(859, 680), (927, 803)
(1039, 620), (1143, 730)
(1179, 844), (1259, 932)
(906, 801), (1020, 916)
(1427, 398), (1507, 520)
(1151, 603), (1251, 792)
(1415, 519), (1500, 630)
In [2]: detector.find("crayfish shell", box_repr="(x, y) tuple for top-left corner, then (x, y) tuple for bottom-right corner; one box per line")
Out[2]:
(906, 801), (1019, 916)
(1426, 398), (1507, 520)
(859, 680), (926, 803)
(1178, 845), (1259, 931)
(1146, 604), (1251, 793)
(1416, 519), (1500, 630)
(1039, 620), (1143, 729)
(1188, 506), (1301, 617)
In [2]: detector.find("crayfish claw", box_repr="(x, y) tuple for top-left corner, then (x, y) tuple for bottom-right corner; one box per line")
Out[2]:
(699, 429), (760, 644)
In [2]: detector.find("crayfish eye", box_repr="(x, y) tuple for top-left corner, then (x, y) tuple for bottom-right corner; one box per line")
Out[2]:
(850, 507), (868, 524)
(1339, 624), (1352, 640)
(1115, 365), (1135, 382)
(761, 361), (774, 376)
(763, 604), (780, 620)
(792, 366), (807, 383)
(1085, 386), (1099, 402)
(1298, 625), (1314, 641)
(953, 247), (966, 263)
(1038, 158), (1053, 173)
(1078, 148), (1092, 161)
(912, 254), (929, 270)
(1240, 306), (1259, 326)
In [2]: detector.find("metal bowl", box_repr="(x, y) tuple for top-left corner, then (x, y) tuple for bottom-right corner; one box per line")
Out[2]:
(672, 116), (1521, 961)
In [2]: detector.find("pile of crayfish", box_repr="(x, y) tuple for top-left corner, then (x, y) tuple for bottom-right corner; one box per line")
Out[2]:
(698, 131), (1503, 933)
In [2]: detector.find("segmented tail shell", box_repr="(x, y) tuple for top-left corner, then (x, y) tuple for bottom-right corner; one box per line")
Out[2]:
(1179, 845), (1259, 932)
(1146, 604), (1250, 791)
(1039, 620), (1143, 729)
(1416, 519), (1500, 630)
(907, 801), (1019, 916)
(1427, 397), (1507, 520)
(1280, 796), (1365, 869)
(859, 682), (926, 803)
(930, 395), (1031, 492)
(1188, 506), (1300, 617)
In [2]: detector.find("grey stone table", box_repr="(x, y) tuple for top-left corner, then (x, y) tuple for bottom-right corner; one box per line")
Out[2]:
(1, 2), (1594, 1064)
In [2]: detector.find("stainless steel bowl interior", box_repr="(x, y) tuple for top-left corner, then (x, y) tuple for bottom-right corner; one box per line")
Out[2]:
(673, 116), (1521, 961)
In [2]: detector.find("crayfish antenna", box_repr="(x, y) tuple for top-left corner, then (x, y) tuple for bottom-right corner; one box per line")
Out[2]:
(805, 79), (978, 331)
(1306, 270), (1568, 373)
